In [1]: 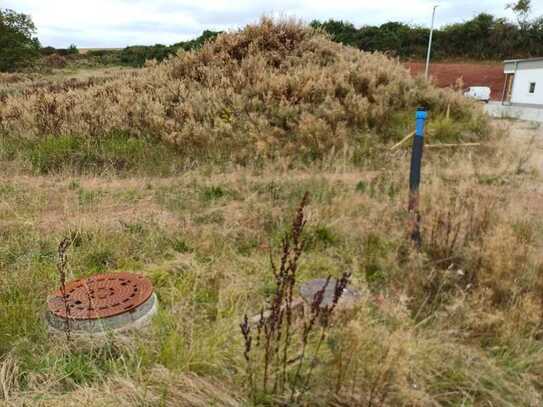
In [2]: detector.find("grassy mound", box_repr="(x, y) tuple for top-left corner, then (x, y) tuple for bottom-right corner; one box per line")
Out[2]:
(0, 19), (486, 162)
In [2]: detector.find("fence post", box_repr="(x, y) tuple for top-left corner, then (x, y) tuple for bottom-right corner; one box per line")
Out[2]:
(408, 107), (428, 247)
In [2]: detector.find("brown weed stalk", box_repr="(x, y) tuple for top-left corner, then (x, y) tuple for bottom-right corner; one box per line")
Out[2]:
(239, 315), (254, 396)
(295, 272), (352, 401)
(240, 192), (309, 399)
(241, 193), (353, 402)
(264, 192), (308, 393)
(57, 237), (73, 342)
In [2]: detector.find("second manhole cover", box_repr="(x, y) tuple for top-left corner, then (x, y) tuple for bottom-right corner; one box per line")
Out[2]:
(299, 278), (361, 308)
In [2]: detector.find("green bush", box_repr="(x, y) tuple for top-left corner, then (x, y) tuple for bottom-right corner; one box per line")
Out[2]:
(0, 8), (40, 72)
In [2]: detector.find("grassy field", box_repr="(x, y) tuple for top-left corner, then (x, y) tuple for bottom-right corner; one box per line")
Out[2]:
(2, 20), (543, 406)
(1, 116), (543, 405)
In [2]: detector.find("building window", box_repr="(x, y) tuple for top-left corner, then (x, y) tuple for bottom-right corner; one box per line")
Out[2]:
(529, 82), (536, 94)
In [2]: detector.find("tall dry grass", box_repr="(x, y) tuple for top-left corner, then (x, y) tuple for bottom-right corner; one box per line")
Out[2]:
(0, 18), (487, 162)
(2, 125), (543, 405)
(3, 17), (542, 407)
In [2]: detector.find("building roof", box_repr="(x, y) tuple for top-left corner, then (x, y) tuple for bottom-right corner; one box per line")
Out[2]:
(504, 57), (543, 64)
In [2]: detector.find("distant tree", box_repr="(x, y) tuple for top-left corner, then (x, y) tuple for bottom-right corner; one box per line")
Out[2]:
(507, 0), (531, 15)
(67, 44), (79, 55)
(312, 12), (543, 61)
(0, 8), (40, 71)
(524, 15), (543, 56)
(310, 20), (358, 46)
(507, 0), (532, 26)
(40, 46), (56, 56)
(120, 30), (222, 67)
(198, 29), (221, 44)
(375, 22), (413, 56)
(441, 13), (496, 58)
(174, 30), (221, 51)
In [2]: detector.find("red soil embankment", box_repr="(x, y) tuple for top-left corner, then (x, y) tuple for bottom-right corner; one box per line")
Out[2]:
(407, 62), (505, 100)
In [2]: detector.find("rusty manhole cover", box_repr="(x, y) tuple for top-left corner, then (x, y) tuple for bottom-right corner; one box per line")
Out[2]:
(47, 272), (154, 320)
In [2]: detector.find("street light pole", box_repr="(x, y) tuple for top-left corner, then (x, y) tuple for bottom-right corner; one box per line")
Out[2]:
(424, 5), (438, 80)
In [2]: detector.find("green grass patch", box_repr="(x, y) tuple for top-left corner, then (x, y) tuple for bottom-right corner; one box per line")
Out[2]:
(1, 132), (189, 175)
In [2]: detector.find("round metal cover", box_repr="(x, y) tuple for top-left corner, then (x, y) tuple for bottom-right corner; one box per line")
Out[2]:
(299, 278), (361, 308)
(47, 272), (154, 320)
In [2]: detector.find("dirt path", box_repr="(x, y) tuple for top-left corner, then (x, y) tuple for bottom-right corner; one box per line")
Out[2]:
(407, 62), (504, 100)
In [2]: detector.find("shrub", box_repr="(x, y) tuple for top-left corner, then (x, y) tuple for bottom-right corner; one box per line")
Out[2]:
(40, 46), (56, 56)
(67, 44), (79, 55)
(44, 53), (67, 69)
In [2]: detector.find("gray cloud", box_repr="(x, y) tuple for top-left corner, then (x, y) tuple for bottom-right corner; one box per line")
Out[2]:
(4, 0), (543, 48)
(113, 21), (198, 35)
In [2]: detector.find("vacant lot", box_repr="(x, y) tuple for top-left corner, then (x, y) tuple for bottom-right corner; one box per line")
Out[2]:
(408, 62), (505, 100)
(1, 113), (543, 405)
(1, 21), (543, 406)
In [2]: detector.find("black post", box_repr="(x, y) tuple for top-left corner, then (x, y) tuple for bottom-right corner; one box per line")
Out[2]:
(408, 108), (428, 247)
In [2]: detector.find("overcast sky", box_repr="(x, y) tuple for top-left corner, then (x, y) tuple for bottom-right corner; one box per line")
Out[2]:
(4, 0), (543, 48)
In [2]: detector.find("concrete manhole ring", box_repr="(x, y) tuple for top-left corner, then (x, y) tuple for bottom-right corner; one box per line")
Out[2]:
(47, 272), (157, 334)
(299, 278), (361, 308)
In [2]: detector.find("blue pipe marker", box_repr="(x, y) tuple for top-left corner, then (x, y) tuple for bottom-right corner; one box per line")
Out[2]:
(408, 107), (428, 246)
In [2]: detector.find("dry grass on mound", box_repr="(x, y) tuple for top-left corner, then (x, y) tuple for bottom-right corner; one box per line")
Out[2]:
(0, 19), (486, 161)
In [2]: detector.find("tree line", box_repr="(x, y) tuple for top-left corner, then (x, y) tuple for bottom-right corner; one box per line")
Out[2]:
(115, 30), (220, 67)
(2, 1), (543, 72)
(0, 7), (220, 71)
(311, 11), (543, 61)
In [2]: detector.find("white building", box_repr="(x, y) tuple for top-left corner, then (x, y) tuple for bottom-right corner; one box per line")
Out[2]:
(488, 57), (543, 121)
(502, 58), (543, 106)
